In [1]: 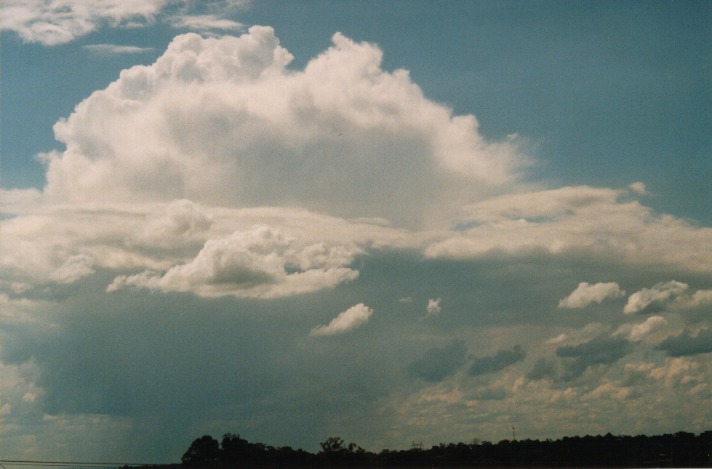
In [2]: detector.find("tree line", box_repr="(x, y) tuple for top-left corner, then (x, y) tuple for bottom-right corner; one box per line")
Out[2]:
(169, 430), (712, 467)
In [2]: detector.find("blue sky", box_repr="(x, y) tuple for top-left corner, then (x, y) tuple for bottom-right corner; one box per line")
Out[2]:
(1, 0), (711, 463)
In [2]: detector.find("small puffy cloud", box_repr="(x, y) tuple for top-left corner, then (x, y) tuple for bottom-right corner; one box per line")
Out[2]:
(408, 340), (467, 382)
(655, 328), (712, 357)
(558, 282), (624, 309)
(426, 298), (442, 315)
(614, 315), (668, 342)
(469, 345), (525, 377)
(624, 280), (689, 314)
(556, 336), (632, 379)
(310, 303), (373, 337)
(628, 182), (649, 196)
(0, 0), (170, 45)
(108, 225), (359, 298)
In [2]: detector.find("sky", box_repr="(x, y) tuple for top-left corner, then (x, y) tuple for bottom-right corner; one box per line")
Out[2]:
(1, 0), (711, 463)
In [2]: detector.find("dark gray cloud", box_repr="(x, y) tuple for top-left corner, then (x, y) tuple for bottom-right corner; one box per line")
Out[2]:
(556, 336), (632, 379)
(526, 358), (558, 381)
(655, 328), (712, 357)
(468, 345), (525, 376)
(408, 340), (467, 382)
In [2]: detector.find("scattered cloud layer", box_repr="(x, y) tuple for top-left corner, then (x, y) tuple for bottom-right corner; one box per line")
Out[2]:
(0, 0), (250, 46)
(556, 336), (633, 379)
(409, 340), (467, 382)
(469, 345), (525, 376)
(0, 0), (170, 45)
(656, 328), (712, 357)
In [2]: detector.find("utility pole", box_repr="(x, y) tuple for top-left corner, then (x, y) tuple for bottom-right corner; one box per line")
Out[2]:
(512, 426), (516, 441)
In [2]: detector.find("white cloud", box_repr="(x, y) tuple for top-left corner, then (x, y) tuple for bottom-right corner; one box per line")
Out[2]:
(624, 281), (689, 314)
(0, 0), (169, 45)
(41, 27), (526, 228)
(673, 289), (712, 309)
(426, 186), (712, 272)
(48, 253), (95, 284)
(628, 182), (649, 196)
(108, 225), (359, 298)
(310, 303), (373, 336)
(0, 200), (404, 292)
(426, 298), (442, 315)
(171, 14), (243, 32)
(83, 44), (155, 56)
(558, 282), (625, 309)
(614, 315), (668, 342)
(0, 188), (43, 215)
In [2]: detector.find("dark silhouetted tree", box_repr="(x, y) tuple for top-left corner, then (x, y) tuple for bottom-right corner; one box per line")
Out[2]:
(181, 435), (220, 466)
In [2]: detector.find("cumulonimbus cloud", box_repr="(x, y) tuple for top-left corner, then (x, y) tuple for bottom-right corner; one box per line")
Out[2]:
(41, 26), (526, 228)
(310, 303), (373, 336)
(558, 282), (625, 309)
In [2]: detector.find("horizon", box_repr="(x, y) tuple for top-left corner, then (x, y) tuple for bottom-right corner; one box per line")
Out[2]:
(1, 0), (711, 462)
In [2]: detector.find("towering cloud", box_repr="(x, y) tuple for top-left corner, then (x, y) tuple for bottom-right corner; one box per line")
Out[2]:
(41, 27), (525, 228)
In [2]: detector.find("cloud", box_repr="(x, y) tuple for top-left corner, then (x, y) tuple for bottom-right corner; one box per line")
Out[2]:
(426, 298), (442, 315)
(108, 225), (359, 298)
(672, 289), (712, 310)
(556, 336), (632, 379)
(526, 358), (558, 381)
(0, 0), (170, 45)
(614, 315), (668, 342)
(408, 340), (467, 382)
(83, 44), (155, 56)
(624, 280), (689, 314)
(425, 186), (712, 272)
(48, 253), (95, 284)
(41, 27), (526, 228)
(558, 282), (624, 309)
(655, 328), (712, 357)
(171, 14), (244, 32)
(628, 182), (649, 196)
(310, 303), (373, 336)
(468, 345), (525, 376)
